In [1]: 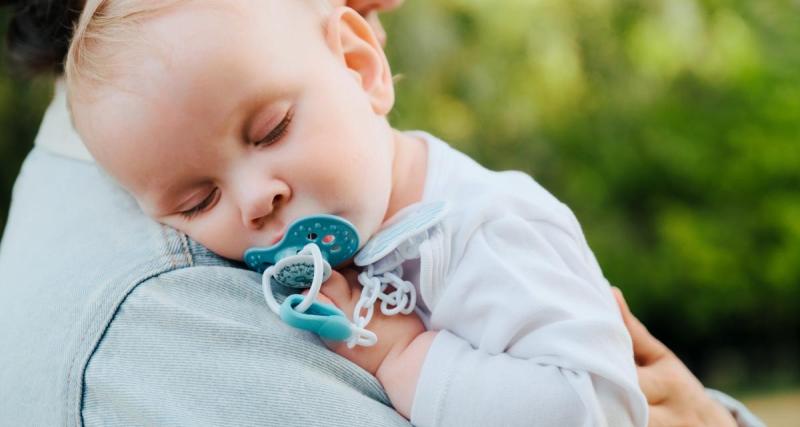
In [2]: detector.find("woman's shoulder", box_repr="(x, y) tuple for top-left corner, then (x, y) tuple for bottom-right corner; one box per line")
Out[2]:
(0, 149), (409, 425)
(0, 149), (220, 422)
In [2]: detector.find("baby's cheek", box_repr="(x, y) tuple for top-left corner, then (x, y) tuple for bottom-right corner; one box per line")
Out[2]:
(194, 232), (247, 261)
(189, 212), (251, 261)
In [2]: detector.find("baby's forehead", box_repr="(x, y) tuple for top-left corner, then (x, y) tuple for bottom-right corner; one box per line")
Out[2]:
(70, 1), (334, 196)
(72, 0), (330, 126)
(67, 0), (329, 99)
(145, 0), (327, 48)
(159, 0), (330, 33)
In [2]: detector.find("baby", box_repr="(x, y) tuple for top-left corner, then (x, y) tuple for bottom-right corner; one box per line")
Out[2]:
(66, 1), (647, 425)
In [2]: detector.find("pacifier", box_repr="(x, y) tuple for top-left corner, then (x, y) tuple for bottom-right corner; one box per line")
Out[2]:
(244, 215), (366, 343)
(244, 215), (359, 277)
(244, 204), (445, 347)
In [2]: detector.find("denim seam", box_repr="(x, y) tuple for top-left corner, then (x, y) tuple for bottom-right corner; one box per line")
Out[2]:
(74, 265), (192, 426)
(159, 224), (177, 270)
(178, 229), (194, 267)
(72, 229), (193, 426)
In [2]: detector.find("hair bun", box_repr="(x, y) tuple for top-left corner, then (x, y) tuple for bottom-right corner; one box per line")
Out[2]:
(4, 1), (83, 77)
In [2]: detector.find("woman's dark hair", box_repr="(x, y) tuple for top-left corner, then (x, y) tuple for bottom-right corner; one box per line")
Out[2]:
(3, 0), (84, 77)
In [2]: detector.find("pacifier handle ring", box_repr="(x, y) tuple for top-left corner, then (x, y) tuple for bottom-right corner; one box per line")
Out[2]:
(295, 243), (324, 313)
(261, 243), (326, 316)
(261, 265), (282, 314)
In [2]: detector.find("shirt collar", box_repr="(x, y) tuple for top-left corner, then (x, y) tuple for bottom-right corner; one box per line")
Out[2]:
(34, 79), (95, 163)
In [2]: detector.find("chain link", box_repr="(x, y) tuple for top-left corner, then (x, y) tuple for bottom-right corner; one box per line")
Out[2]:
(264, 242), (419, 348)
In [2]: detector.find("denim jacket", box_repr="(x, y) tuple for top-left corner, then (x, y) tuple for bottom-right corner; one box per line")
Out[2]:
(0, 85), (408, 426)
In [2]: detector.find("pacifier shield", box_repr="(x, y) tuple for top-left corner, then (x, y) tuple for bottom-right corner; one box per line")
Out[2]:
(272, 255), (333, 289)
(244, 215), (360, 273)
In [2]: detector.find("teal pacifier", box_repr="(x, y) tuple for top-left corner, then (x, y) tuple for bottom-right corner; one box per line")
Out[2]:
(245, 215), (360, 342)
(246, 204), (446, 347)
(244, 215), (359, 275)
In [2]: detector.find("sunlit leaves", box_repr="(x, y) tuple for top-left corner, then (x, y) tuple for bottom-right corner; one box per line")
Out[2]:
(383, 0), (800, 386)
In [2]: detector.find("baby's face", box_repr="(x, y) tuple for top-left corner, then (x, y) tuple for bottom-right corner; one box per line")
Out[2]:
(73, 1), (396, 260)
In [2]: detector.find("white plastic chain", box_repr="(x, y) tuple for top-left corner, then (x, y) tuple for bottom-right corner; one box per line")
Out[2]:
(261, 243), (417, 348)
(349, 264), (416, 348)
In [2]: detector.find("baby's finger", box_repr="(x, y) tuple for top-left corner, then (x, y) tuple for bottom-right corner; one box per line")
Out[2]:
(301, 288), (334, 306)
(306, 270), (359, 313)
(338, 268), (363, 289)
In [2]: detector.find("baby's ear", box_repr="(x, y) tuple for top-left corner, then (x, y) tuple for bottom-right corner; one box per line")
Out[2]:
(325, 7), (394, 115)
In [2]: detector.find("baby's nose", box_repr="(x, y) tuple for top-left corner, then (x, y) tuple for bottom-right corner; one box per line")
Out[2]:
(241, 183), (290, 230)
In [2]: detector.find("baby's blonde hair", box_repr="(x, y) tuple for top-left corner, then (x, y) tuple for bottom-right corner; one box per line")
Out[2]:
(65, 0), (332, 102)
(65, 0), (182, 99)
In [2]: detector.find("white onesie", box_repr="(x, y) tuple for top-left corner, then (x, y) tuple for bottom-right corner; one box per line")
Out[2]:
(371, 131), (648, 427)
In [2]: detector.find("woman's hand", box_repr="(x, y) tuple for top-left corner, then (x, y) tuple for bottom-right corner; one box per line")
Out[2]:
(612, 288), (738, 427)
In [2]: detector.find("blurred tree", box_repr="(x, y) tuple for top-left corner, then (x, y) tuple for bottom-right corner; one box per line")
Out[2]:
(383, 0), (800, 391)
(0, 10), (52, 238)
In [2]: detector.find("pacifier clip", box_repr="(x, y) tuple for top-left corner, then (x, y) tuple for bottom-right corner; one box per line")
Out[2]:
(244, 202), (447, 348)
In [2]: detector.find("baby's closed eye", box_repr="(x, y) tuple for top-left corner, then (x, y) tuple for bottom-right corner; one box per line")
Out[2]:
(179, 188), (220, 220)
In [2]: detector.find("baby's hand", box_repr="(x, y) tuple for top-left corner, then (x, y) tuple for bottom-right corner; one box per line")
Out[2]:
(308, 269), (425, 374)
(310, 269), (435, 419)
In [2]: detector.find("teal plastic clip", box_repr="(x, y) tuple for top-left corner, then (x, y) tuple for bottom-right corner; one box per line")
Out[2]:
(280, 294), (352, 341)
(244, 215), (360, 273)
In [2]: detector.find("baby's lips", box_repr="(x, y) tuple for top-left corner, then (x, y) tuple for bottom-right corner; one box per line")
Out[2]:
(269, 233), (284, 245)
(268, 225), (286, 245)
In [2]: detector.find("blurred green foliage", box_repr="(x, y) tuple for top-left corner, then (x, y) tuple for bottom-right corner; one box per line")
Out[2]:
(0, 12), (53, 237)
(382, 0), (799, 390)
(1, 0), (798, 390)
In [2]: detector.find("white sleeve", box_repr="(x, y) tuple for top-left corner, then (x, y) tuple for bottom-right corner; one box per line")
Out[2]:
(411, 215), (648, 427)
(705, 389), (766, 427)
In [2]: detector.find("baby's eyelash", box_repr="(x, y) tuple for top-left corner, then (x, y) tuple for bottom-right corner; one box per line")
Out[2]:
(255, 109), (294, 147)
(180, 188), (219, 219)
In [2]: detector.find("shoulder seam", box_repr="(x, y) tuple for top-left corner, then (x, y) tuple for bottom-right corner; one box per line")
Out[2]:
(71, 263), (194, 427)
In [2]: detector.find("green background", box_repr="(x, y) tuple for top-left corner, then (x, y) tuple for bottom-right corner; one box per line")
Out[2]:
(2, 0), (798, 393)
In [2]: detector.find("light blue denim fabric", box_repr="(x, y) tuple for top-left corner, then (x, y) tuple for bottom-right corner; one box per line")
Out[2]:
(0, 148), (409, 426)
